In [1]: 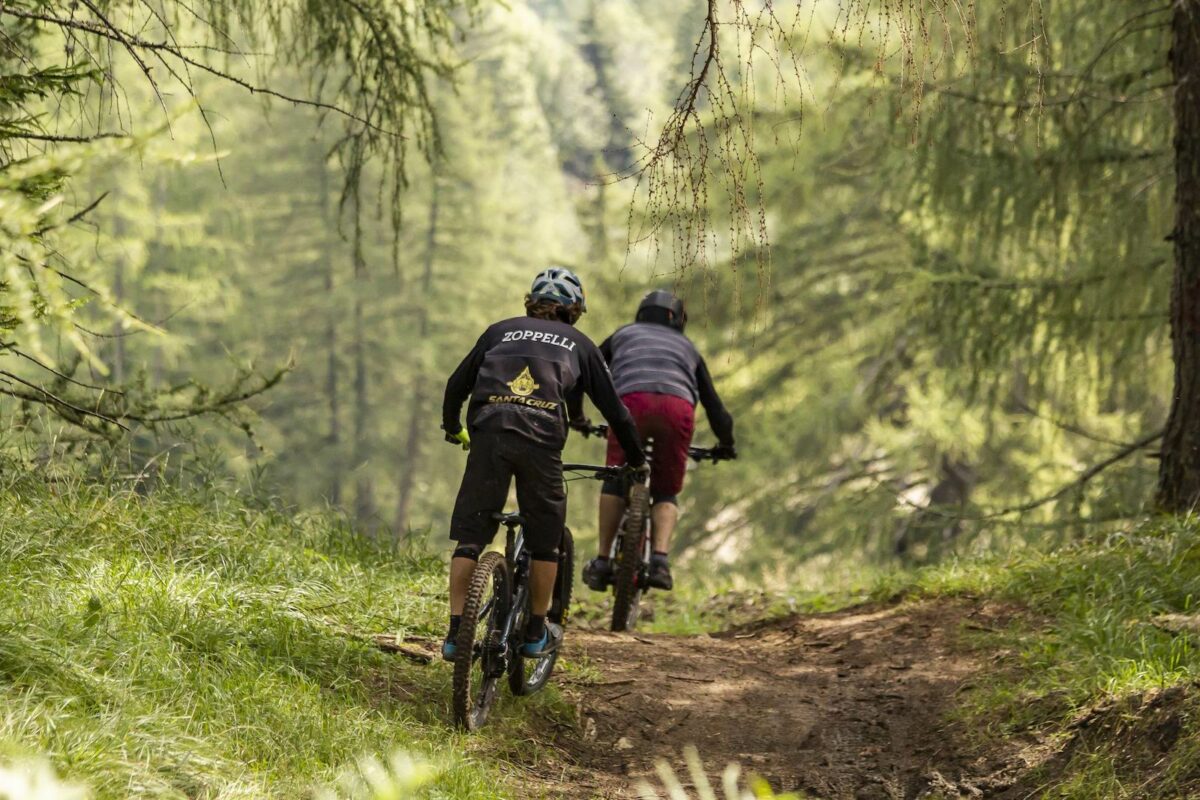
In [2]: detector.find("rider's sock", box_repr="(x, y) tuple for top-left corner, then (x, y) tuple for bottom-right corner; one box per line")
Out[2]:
(651, 551), (669, 568)
(525, 614), (546, 642)
(447, 614), (462, 640)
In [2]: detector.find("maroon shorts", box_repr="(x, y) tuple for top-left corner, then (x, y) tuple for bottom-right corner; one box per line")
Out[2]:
(606, 392), (696, 499)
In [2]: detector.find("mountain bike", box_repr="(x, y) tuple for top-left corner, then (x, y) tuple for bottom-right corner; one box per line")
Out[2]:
(451, 512), (574, 730)
(574, 424), (732, 632)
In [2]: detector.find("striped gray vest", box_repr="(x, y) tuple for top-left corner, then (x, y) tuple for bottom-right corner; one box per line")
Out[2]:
(607, 322), (700, 404)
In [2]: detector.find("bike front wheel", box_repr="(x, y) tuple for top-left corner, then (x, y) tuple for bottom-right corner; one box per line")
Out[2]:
(453, 551), (511, 730)
(509, 527), (574, 696)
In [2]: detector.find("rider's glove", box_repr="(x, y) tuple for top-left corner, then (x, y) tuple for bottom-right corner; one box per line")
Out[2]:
(569, 417), (592, 433)
(624, 444), (648, 470)
(444, 427), (471, 451)
(713, 443), (738, 460)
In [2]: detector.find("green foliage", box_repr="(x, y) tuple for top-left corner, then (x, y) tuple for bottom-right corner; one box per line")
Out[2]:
(0, 0), (477, 435)
(1, 0), (1184, 587)
(657, 0), (1174, 577)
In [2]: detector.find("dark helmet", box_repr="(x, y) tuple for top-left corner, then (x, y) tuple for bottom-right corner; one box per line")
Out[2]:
(529, 267), (587, 312)
(636, 289), (687, 332)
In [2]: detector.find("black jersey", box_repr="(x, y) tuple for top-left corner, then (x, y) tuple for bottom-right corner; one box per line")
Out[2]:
(443, 316), (645, 461)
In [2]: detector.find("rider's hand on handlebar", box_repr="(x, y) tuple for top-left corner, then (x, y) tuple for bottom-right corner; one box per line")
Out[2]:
(713, 443), (738, 460)
(444, 428), (471, 451)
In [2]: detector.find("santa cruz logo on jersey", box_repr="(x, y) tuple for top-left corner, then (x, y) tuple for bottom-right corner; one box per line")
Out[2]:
(507, 367), (539, 397)
(485, 363), (560, 410)
(499, 329), (577, 351)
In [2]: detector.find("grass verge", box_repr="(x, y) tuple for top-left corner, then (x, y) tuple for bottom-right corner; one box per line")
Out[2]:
(885, 516), (1200, 798)
(0, 469), (569, 798)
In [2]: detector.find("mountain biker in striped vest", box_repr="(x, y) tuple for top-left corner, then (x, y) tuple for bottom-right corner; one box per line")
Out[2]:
(580, 290), (736, 592)
(441, 268), (646, 660)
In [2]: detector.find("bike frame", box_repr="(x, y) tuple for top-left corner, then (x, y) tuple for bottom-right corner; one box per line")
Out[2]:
(479, 517), (530, 678)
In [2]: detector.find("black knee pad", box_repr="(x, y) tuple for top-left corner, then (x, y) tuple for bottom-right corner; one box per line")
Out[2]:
(651, 495), (678, 507)
(530, 549), (559, 564)
(452, 544), (483, 561)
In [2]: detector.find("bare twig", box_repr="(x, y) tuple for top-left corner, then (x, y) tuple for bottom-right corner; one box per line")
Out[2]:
(34, 191), (111, 236)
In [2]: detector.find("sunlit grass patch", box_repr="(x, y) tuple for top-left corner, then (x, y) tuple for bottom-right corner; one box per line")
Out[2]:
(0, 473), (551, 798)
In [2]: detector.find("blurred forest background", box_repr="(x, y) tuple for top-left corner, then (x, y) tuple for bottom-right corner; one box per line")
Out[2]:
(5, 0), (1176, 588)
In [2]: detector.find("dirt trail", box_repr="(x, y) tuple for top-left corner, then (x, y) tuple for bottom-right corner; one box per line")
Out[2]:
(540, 600), (1021, 799)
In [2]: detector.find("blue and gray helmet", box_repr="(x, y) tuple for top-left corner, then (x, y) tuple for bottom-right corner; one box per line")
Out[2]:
(529, 267), (587, 312)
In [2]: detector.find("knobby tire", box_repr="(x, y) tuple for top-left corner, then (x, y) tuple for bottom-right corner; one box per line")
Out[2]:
(452, 551), (509, 730)
(611, 484), (648, 632)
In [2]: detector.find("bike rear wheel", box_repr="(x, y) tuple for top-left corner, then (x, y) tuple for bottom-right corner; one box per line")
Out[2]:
(611, 484), (648, 632)
(453, 552), (510, 730)
(509, 527), (574, 696)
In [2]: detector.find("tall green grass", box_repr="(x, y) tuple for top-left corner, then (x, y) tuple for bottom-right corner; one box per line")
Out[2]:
(0, 469), (557, 798)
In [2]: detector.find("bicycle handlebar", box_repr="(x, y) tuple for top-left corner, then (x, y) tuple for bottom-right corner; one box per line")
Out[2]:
(688, 446), (729, 463)
(573, 423), (732, 464)
(562, 463), (626, 480)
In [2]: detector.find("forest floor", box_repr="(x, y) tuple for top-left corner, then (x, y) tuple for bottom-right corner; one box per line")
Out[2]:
(530, 598), (1023, 799)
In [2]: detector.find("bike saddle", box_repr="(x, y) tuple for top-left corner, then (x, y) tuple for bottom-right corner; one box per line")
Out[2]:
(491, 512), (524, 528)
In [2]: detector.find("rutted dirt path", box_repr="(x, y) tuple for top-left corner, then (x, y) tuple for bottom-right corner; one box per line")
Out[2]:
(540, 600), (1023, 799)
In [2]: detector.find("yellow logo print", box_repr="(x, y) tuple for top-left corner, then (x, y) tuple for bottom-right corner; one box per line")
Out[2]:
(507, 366), (540, 397)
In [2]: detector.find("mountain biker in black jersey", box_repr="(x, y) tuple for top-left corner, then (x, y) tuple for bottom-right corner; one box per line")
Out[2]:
(441, 268), (646, 660)
(580, 290), (736, 592)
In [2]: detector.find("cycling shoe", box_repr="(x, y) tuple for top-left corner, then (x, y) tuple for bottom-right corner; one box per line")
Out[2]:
(441, 638), (457, 661)
(647, 562), (674, 591)
(520, 621), (563, 657)
(582, 557), (613, 591)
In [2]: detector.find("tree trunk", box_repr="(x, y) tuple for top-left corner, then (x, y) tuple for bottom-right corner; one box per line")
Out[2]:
(894, 455), (975, 559)
(1158, 1), (1200, 511)
(353, 290), (375, 530)
(394, 177), (440, 535)
(320, 160), (343, 506)
(112, 197), (127, 384)
(351, 184), (377, 533)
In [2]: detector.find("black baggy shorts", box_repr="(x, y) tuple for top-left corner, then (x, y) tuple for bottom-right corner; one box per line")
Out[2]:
(449, 431), (566, 557)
